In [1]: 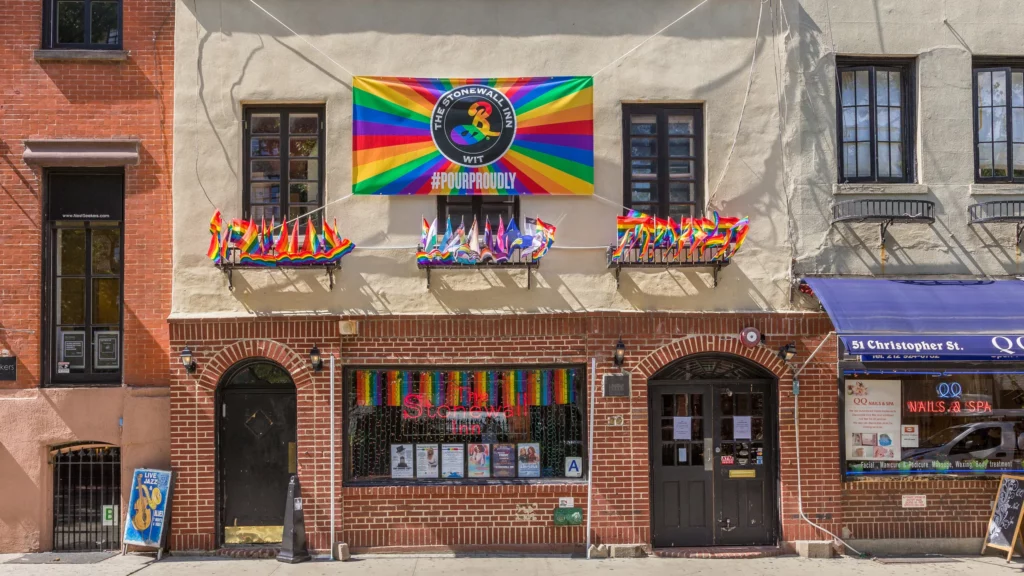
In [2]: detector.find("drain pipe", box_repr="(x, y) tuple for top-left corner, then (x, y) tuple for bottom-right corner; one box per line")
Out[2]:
(585, 357), (596, 559)
(330, 353), (336, 560)
(790, 332), (864, 557)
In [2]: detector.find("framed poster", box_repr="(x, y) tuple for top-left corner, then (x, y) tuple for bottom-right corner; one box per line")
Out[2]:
(468, 444), (490, 478)
(441, 444), (465, 479)
(123, 469), (173, 550)
(492, 443), (516, 478)
(416, 444), (439, 478)
(390, 444), (414, 479)
(517, 443), (541, 478)
(59, 330), (86, 370)
(94, 331), (120, 370)
(845, 379), (901, 461)
(352, 76), (594, 196)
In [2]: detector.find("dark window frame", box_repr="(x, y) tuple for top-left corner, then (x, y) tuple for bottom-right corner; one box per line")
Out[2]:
(621, 103), (705, 219)
(835, 57), (916, 184)
(242, 105), (326, 224)
(973, 58), (1024, 183)
(342, 364), (589, 486)
(436, 196), (520, 229)
(42, 0), (123, 50)
(42, 169), (125, 387)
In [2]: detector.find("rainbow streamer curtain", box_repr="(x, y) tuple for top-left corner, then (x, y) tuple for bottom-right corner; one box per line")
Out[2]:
(207, 211), (355, 266)
(353, 368), (578, 407)
(352, 76), (594, 195)
(611, 210), (750, 262)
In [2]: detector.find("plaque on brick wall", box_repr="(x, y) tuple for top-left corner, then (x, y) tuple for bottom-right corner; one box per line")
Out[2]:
(0, 356), (15, 381)
(603, 373), (630, 397)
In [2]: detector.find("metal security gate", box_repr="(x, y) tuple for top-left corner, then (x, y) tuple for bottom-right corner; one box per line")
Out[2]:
(52, 445), (121, 551)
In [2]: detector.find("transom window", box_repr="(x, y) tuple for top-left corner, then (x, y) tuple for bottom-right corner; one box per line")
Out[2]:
(46, 171), (124, 385)
(243, 106), (325, 225)
(43, 0), (122, 50)
(622, 104), (703, 219)
(836, 59), (915, 183)
(974, 65), (1024, 182)
(437, 197), (519, 230)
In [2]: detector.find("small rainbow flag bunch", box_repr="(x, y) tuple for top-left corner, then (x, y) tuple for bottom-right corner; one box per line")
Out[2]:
(207, 211), (355, 267)
(417, 216), (555, 266)
(611, 210), (749, 262)
(352, 368), (578, 407)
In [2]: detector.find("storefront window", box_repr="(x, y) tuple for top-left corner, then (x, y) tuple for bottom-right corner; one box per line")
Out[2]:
(345, 367), (586, 483)
(843, 373), (1024, 476)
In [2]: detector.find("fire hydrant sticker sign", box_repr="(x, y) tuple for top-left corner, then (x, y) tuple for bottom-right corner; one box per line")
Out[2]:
(123, 469), (173, 549)
(352, 76), (594, 195)
(845, 380), (902, 461)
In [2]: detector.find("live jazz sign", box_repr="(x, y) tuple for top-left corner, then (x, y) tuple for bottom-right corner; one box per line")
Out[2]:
(842, 335), (1024, 361)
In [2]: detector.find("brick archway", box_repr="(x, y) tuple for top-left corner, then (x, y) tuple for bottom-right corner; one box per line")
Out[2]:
(196, 339), (314, 391)
(635, 336), (789, 381)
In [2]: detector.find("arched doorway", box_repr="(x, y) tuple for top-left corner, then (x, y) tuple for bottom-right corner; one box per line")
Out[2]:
(649, 353), (778, 548)
(216, 360), (296, 545)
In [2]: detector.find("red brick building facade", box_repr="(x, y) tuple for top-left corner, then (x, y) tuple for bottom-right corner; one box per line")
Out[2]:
(0, 0), (173, 553)
(167, 313), (997, 554)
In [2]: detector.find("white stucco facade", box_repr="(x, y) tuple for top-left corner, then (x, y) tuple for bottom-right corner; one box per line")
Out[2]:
(171, 0), (1024, 318)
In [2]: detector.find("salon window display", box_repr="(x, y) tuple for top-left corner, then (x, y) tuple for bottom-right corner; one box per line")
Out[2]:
(843, 374), (1024, 476)
(346, 367), (585, 482)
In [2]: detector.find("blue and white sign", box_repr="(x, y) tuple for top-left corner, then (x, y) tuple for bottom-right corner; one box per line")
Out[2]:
(123, 468), (173, 549)
(842, 335), (1024, 361)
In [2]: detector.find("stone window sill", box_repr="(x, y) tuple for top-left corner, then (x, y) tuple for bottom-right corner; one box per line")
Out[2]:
(970, 183), (1024, 196)
(33, 49), (129, 62)
(832, 183), (929, 195)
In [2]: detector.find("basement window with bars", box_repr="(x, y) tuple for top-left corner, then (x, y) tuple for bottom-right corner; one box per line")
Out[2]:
(344, 366), (587, 484)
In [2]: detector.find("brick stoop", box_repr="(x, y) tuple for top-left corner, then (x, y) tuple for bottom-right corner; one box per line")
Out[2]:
(215, 546), (280, 559)
(653, 546), (787, 559)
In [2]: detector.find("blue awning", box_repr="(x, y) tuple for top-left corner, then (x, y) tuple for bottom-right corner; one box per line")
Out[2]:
(803, 278), (1024, 361)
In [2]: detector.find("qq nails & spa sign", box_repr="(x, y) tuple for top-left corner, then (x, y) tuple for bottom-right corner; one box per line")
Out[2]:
(845, 380), (901, 462)
(842, 335), (1024, 361)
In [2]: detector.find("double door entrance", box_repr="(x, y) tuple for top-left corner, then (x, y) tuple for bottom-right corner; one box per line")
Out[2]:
(650, 380), (777, 547)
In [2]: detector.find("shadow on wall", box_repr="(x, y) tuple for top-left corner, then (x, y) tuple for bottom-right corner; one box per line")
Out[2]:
(0, 442), (40, 550)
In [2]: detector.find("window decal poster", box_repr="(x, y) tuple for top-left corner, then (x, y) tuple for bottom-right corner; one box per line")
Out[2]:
(492, 443), (516, 477)
(123, 469), (173, 549)
(845, 379), (901, 461)
(352, 76), (594, 195)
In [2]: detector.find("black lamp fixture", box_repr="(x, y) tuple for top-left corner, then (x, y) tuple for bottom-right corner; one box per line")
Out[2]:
(613, 339), (626, 367)
(778, 343), (797, 363)
(310, 345), (323, 372)
(180, 346), (196, 374)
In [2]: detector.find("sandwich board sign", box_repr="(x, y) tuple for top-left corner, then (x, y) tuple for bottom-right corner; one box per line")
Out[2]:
(122, 469), (174, 559)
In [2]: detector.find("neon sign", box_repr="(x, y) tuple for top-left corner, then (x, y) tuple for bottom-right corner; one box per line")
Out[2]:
(905, 400), (992, 414)
(935, 381), (963, 399)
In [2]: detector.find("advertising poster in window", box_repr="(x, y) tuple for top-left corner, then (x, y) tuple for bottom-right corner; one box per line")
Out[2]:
(845, 379), (901, 461)
(416, 444), (440, 478)
(390, 444), (414, 479)
(441, 444), (465, 479)
(517, 443), (541, 478)
(60, 330), (85, 370)
(468, 444), (491, 478)
(492, 443), (516, 478)
(95, 331), (120, 370)
(352, 76), (594, 196)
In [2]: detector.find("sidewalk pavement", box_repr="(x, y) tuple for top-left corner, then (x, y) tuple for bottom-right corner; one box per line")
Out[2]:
(0, 553), (1020, 576)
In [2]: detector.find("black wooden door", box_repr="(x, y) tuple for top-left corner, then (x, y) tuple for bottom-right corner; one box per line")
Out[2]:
(651, 380), (776, 548)
(651, 384), (713, 547)
(220, 387), (296, 542)
(712, 382), (775, 545)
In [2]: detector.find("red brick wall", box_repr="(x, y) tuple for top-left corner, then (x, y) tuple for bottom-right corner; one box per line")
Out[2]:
(0, 0), (174, 388)
(842, 480), (996, 540)
(169, 312), (854, 552)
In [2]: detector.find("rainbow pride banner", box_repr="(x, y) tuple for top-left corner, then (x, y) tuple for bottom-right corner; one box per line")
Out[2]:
(353, 368), (579, 407)
(352, 76), (594, 195)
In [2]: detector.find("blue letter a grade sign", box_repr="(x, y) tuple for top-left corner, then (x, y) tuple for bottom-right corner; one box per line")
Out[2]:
(565, 457), (582, 478)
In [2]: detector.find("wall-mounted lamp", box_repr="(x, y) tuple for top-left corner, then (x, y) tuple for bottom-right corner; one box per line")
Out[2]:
(778, 343), (797, 363)
(310, 345), (323, 372)
(180, 346), (196, 374)
(613, 339), (626, 367)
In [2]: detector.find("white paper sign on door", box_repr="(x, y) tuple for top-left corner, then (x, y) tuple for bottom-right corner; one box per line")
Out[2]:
(672, 417), (692, 440)
(733, 416), (752, 440)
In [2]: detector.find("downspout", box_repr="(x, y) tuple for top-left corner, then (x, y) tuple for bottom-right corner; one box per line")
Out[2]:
(330, 353), (336, 559)
(586, 357), (596, 558)
(790, 331), (863, 556)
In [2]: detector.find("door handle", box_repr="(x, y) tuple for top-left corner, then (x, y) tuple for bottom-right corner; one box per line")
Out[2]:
(704, 438), (713, 471)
